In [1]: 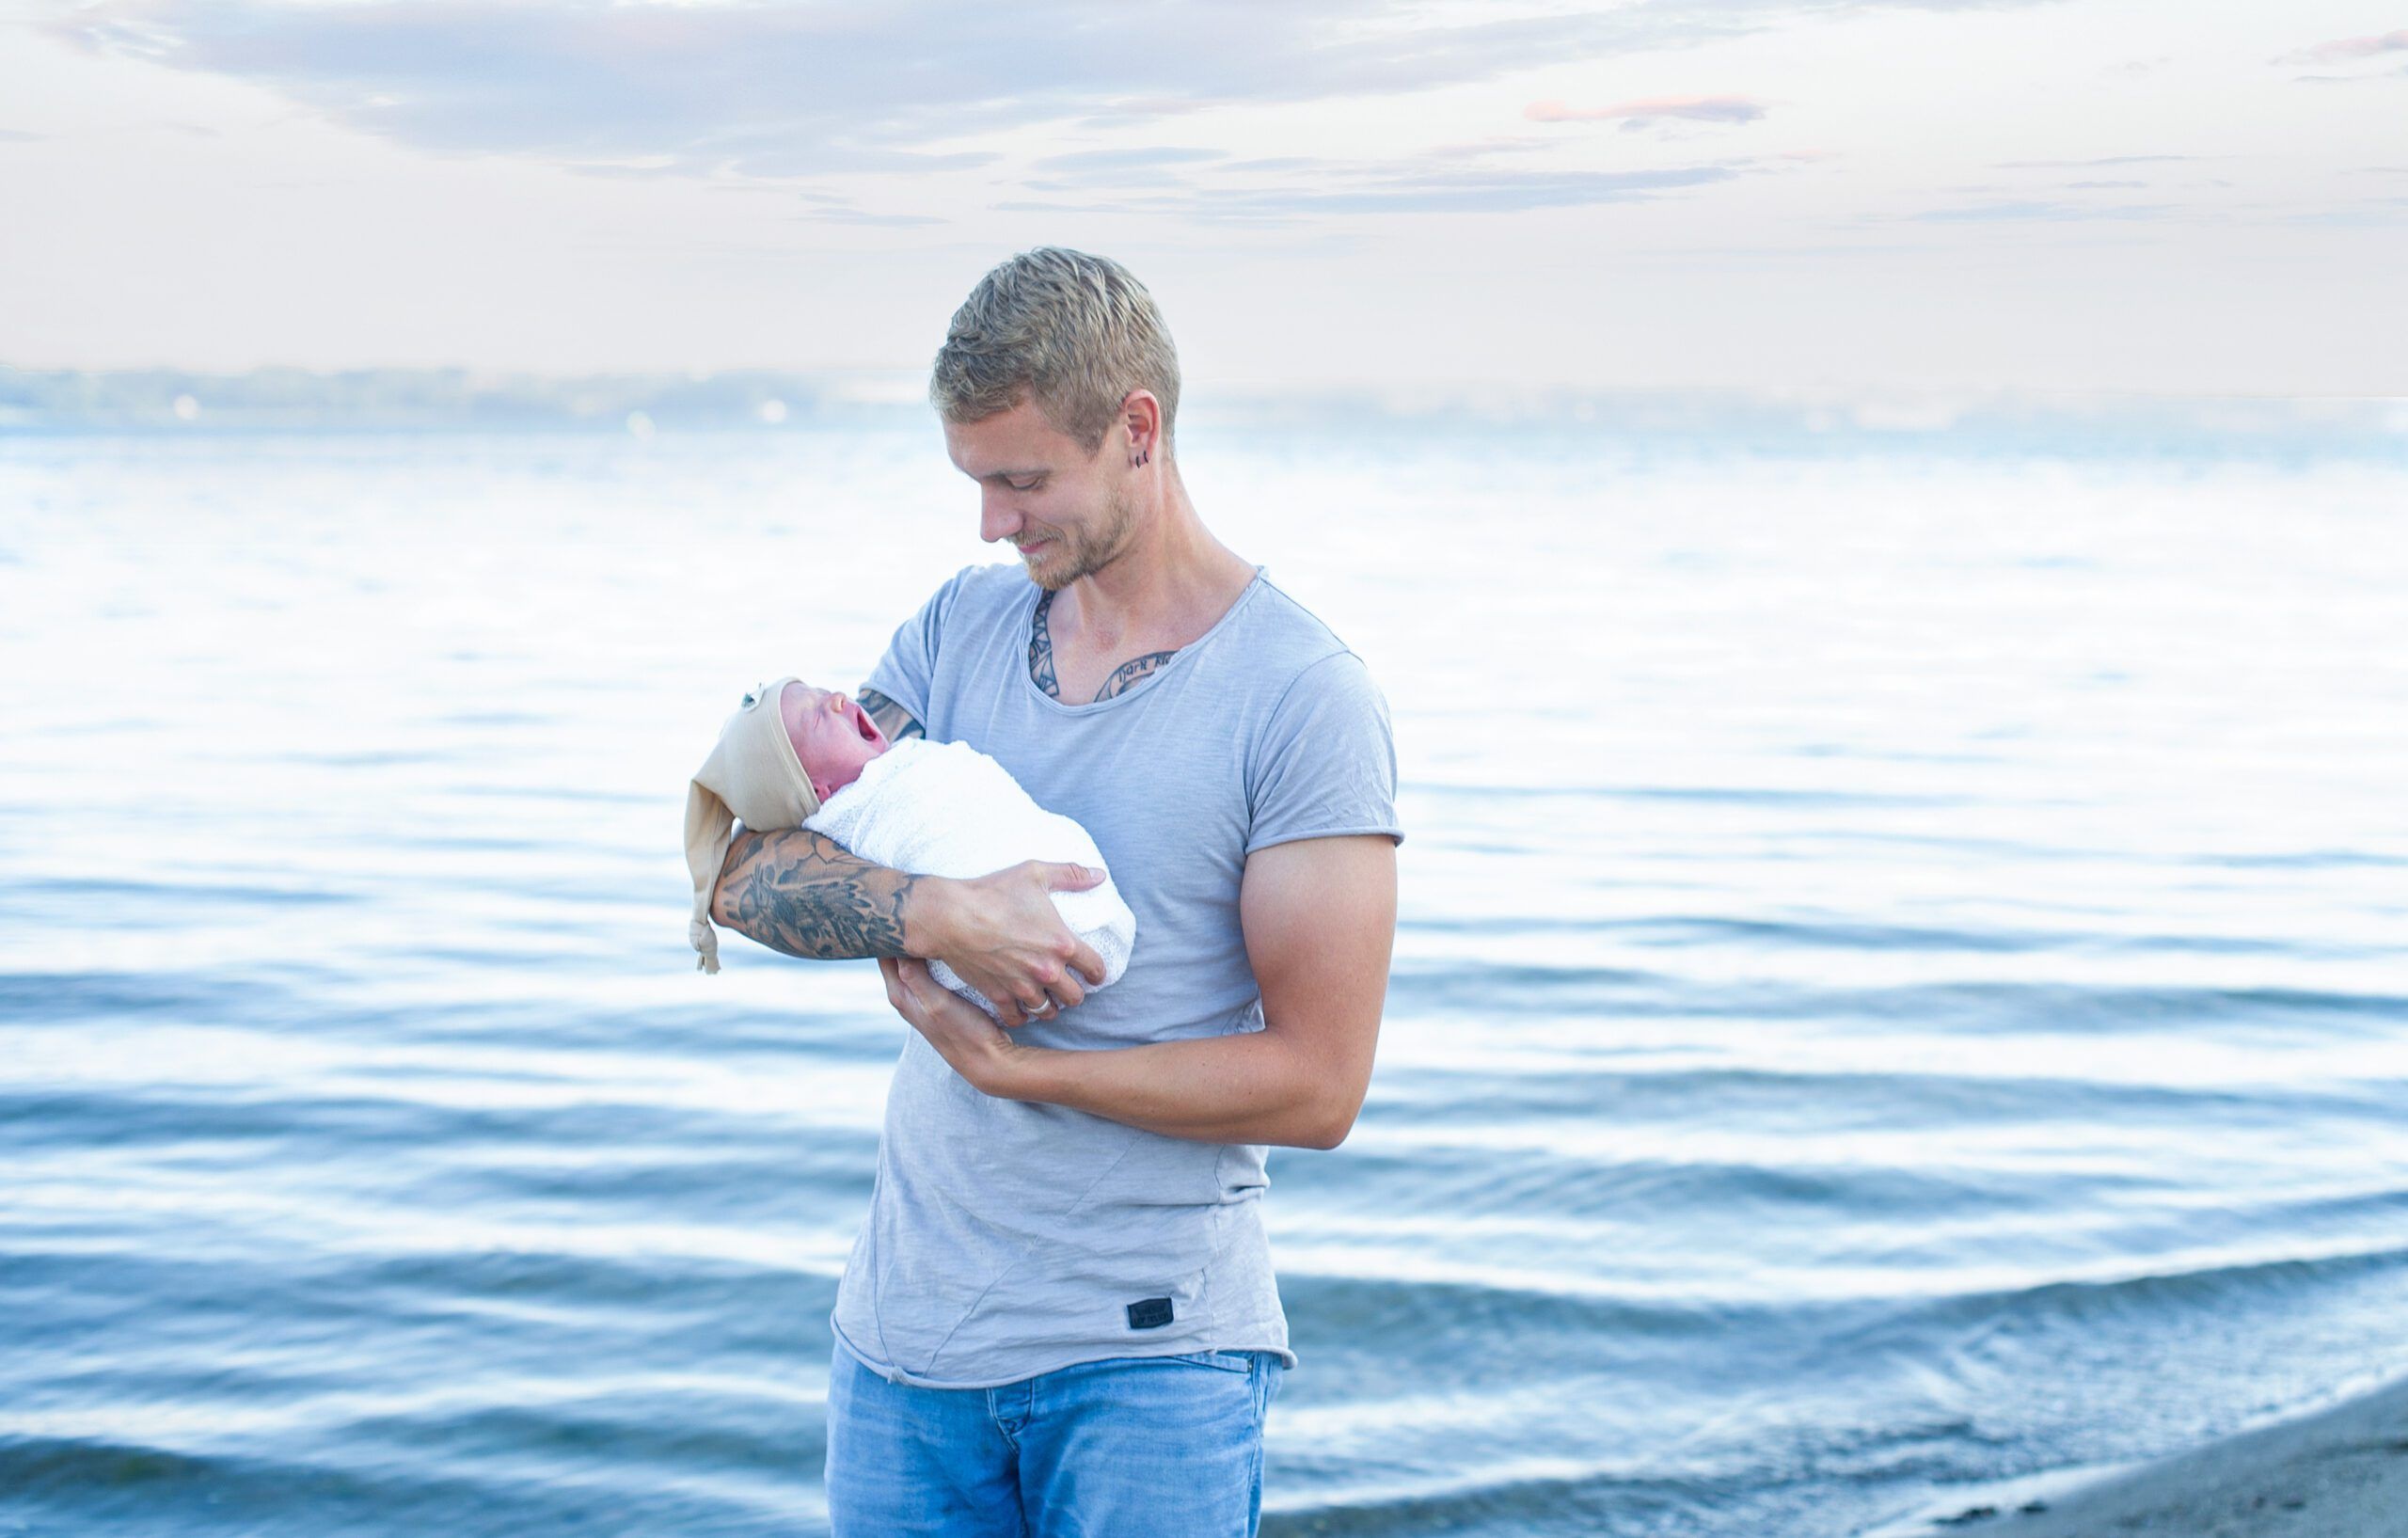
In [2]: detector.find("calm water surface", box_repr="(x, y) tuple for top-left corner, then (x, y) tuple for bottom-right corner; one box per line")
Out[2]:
(3, 420), (2406, 1537)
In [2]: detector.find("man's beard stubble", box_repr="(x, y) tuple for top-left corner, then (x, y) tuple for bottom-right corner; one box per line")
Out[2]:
(1030, 483), (1139, 592)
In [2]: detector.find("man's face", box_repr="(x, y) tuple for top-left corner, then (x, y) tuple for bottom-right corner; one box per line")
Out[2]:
(943, 395), (1137, 592)
(780, 681), (888, 800)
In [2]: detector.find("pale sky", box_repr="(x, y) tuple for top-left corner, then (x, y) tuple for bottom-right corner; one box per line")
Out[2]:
(2, 0), (2403, 394)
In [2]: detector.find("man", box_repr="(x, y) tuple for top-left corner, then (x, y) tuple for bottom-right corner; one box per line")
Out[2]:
(710, 246), (1401, 1537)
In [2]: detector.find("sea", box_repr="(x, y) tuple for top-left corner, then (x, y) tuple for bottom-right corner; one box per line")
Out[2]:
(4, 391), (2405, 1537)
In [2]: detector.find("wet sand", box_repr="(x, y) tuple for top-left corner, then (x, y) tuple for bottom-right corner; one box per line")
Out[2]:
(1894, 1372), (2408, 1537)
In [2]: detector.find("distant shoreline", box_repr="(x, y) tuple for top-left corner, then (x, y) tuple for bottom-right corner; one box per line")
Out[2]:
(1877, 1371), (2408, 1538)
(4, 365), (2405, 463)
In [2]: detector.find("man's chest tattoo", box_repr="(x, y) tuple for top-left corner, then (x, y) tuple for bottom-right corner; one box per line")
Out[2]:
(1029, 588), (1180, 704)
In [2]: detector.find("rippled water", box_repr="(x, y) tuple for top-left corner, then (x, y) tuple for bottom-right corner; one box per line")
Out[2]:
(4, 420), (2406, 1537)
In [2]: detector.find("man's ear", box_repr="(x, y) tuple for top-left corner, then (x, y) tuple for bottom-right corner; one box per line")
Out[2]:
(1121, 389), (1159, 466)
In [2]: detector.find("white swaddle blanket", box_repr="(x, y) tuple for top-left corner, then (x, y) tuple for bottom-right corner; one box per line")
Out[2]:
(802, 737), (1136, 1019)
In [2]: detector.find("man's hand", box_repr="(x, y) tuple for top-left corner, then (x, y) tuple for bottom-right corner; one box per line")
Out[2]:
(922, 860), (1110, 1027)
(880, 956), (1027, 1095)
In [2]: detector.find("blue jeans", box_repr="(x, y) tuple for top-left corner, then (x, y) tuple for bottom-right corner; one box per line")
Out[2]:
(825, 1334), (1285, 1536)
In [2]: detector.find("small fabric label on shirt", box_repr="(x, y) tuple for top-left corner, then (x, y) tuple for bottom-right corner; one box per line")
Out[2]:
(1126, 1296), (1174, 1330)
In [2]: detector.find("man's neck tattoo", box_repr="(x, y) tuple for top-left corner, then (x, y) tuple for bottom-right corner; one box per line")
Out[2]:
(1030, 587), (1180, 704)
(1027, 587), (1060, 698)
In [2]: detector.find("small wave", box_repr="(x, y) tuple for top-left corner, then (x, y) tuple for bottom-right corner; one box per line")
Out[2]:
(1817, 1242), (2408, 1360)
(0, 1435), (228, 1505)
(1370, 1060), (2363, 1132)
(2194, 849), (2408, 869)
(11, 877), (355, 909)
(0, 1428), (791, 1536)
(1669, 916), (2039, 953)
(435, 710), (554, 728)
(1422, 914), (2050, 954)
(1569, 914), (2355, 958)
(382, 832), (547, 854)
(1281, 1266), (1749, 1350)
(0, 1084), (858, 1177)
(1386, 961), (2408, 1033)
(1812, 978), (2408, 1033)
(399, 1141), (874, 1213)
(1412, 781), (1970, 808)
(0, 969), (309, 1024)
(290, 748), (452, 768)
(1385, 959), (1662, 1012)
(1268, 1455), (1742, 1538)
(1317, 1140), (2028, 1225)
(449, 784), (653, 806)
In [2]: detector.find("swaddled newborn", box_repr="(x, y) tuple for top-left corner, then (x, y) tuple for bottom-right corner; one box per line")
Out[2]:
(681, 676), (1136, 1018)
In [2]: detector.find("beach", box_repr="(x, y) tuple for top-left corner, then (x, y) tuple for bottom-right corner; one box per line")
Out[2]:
(1891, 1372), (2408, 1538)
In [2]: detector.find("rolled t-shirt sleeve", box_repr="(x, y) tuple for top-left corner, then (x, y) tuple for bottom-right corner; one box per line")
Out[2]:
(861, 564), (977, 728)
(1244, 649), (1405, 855)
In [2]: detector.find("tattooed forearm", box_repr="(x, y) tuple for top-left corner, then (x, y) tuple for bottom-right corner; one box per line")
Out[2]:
(713, 827), (921, 959)
(855, 687), (924, 742)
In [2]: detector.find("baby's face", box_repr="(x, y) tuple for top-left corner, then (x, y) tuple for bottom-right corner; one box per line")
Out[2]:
(781, 681), (890, 801)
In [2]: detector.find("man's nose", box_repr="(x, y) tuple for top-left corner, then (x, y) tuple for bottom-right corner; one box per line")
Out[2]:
(980, 492), (1022, 545)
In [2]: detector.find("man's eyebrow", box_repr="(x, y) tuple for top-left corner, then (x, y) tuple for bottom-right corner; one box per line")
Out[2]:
(966, 466), (1048, 483)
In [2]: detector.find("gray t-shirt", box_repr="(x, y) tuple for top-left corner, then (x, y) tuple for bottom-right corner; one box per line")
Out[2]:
(830, 560), (1402, 1387)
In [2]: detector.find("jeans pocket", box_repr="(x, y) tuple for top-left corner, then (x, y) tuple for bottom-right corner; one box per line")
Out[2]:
(1164, 1349), (1255, 1374)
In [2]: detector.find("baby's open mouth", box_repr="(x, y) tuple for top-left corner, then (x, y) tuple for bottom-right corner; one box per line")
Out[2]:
(848, 700), (881, 744)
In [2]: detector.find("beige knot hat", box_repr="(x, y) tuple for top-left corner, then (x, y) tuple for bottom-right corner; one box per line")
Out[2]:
(684, 677), (822, 974)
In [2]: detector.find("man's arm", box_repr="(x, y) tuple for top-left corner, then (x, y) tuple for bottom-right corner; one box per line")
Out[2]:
(964, 833), (1397, 1149)
(713, 827), (928, 959)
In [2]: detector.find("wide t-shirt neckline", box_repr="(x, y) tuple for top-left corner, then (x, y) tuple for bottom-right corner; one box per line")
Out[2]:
(1017, 564), (1269, 718)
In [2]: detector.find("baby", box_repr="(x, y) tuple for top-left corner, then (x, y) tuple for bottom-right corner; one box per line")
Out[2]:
(681, 676), (1135, 1018)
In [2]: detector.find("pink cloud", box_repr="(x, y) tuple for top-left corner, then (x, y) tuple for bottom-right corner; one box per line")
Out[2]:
(1525, 94), (1768, 128)
(2281, 28), (2408, 64)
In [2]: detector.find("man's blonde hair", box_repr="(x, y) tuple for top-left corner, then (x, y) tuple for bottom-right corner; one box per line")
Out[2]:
(928, 246), (1180, 461)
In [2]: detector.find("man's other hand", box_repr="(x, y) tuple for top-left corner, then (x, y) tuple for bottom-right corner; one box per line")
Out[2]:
(881, 956), (1024, 1095)
(925, 860), (1110, 1027)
